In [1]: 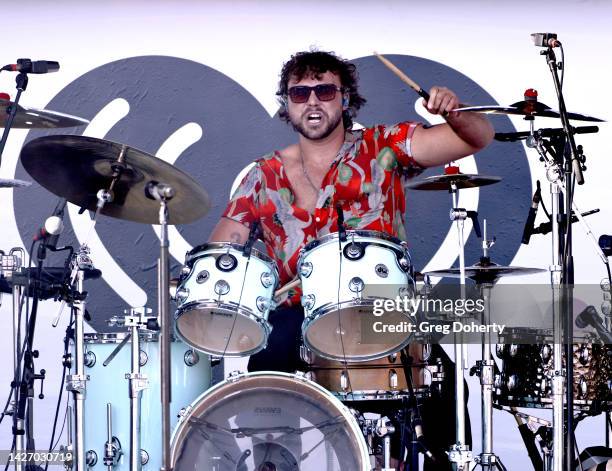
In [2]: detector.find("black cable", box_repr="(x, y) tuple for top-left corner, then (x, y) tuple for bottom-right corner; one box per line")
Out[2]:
(44, 309), (74, 471)
(559, 44), (565, 90)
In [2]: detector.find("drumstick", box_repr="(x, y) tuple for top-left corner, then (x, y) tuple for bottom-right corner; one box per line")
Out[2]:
(274, 278), (301, 298)
(373, 51), (431, 101)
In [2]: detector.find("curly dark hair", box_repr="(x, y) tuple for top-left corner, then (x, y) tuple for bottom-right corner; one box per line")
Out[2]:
(276, 50), (367, 130)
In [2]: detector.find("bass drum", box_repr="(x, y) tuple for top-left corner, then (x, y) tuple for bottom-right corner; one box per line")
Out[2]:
(170, 371), (370, 471)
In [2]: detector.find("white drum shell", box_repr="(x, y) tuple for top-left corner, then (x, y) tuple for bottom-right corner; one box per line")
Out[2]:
(175, 243), (278, 356)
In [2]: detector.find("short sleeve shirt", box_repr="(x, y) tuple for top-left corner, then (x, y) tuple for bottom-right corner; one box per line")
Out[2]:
(222, 121), (423, 306)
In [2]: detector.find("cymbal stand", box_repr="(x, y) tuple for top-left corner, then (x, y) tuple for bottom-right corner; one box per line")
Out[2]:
(59, 159), (126, 471)
(447, 179), (473, 470)
(472, 223), (506, 471)
(144, 182), (175, 471)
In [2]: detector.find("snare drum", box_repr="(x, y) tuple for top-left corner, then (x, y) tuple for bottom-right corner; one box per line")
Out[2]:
(303, 344), (440, 401)
(299, 230), (416, 362)
(170, 371), (370, 471)
(83, 333), (211, 470)
(174, 243), (278, 356)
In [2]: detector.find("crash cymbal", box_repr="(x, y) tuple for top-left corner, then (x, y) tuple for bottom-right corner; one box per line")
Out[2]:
(20, 135), (210, 224)
(455, 101), (604, 122)
(405, 173), (501, 191)
(1, 98), (89, 129)
(425, 260), (545, 283)
(0, 178), (31, 188)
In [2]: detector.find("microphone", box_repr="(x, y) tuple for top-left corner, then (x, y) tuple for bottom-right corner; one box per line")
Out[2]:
(242, 221), (260, 258)
(412, 416), (435, 461)
(336, 203), (347, 242)
(521, 181), (541, 245)
(1, 59), (60, 74)
(532, 209), (599, 236)
(35, 198), (67, 260)
(531, 33), (561, 48)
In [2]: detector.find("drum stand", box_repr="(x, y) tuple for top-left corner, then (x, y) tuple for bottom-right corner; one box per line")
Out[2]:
(109, 308), (157, 471)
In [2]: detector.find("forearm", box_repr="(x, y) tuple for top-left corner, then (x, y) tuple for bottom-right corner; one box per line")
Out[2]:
(444, 111), (495, 151)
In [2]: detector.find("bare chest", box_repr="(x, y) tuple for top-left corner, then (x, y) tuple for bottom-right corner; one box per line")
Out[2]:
(283, 158), (330, 214)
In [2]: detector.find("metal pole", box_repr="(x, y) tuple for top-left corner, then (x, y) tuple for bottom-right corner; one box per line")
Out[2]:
(11, 281), (24, 471)
(549, 183), (564, 471)
(129, 324), (142, 471)
(159, 200), (172, 471)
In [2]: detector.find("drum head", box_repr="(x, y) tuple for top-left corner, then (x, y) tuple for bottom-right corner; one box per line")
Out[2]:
(176, 305), (267, 356)
(304, 305), (413, 362)
(171, 372), (370, 471)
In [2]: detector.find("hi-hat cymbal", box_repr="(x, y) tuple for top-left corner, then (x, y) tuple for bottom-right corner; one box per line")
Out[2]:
(1, 98), (89, 129)
(0, 178), (31, 188)
(425, 261), (545, 283)
(405, 173), (501, 191)
(20, 135), (210, 225)
(455, 101), (604, 122)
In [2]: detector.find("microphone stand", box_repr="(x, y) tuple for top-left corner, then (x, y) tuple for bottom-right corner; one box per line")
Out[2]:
(0, 71), (28, 166)
(524, 41), (586, 470)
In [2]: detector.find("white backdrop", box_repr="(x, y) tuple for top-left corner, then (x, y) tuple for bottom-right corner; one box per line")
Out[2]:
(1, 0), (611, 468)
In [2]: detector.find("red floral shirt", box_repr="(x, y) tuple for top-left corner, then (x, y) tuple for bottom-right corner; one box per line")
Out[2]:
(222, 122), (424, 306)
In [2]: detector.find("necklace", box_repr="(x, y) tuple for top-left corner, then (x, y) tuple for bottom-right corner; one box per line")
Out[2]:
(300, 153), (319, 192)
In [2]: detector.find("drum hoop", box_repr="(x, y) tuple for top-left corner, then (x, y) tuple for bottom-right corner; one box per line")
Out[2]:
(333, 388), (430, 400)
(186, 242), (276, 267)
(302, 230), (405, 253)
(302, 300), (415, 362)
(170, 370), (370, 470)
(174, 301), (272, 356)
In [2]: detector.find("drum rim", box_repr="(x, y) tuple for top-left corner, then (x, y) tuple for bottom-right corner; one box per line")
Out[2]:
(302, 229), (405, 253)
(170, 370), (370, 470)
(302, 300), (415, 362)
(174, 301), (271, 357)
(186, 241), (276, 267)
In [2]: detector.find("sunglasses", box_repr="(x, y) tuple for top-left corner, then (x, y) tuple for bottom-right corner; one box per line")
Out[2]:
(286, 84), (343, 104)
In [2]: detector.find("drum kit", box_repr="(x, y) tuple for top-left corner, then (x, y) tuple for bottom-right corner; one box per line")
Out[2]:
(1, 44), (611, 471)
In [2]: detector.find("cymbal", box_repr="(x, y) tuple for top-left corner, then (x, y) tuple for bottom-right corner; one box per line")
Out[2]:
(405, 173), (501, 191)
(1, 98), (89, 129)
(454, 101), (604, 122)
(20, 135), (210, 224)
(425, 261), (545, 283)
(0, 178), (31, 188)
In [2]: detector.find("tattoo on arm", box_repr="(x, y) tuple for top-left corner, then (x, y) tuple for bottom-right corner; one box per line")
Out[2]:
(230, 232), (243, 243)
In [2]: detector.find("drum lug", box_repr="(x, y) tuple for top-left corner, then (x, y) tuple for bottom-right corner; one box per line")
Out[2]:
(389, 369), (398, 390)
(387, 353), (397, 363)
(256, 296), (271, 313)
(214, 280), (230, 295)
(340, 370), (349, 391)
(300, 345), (313, 364)
(299, 261), (313, 278)
(85, 450), (98, 467)
(540, 344), (552, 363)
(349, 277), (364, 294)
(175, 287), (189, 303)
(139, 349), (148, 367)
(301, 294), (316, 311)
(578, 344), (590, 365)
(578, 375), (588, 399)
(216, 253), (238, 272)
(183, 349), (200, 367)
(294, 371), (309, 381)
(260, 271), (275, 288)
(140, 449), (149, 466)
(180, 265), (192, 277)
(84, 350), (96, 368)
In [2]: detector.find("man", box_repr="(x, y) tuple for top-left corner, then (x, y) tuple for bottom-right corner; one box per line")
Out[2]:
(209, 50), (494, 468)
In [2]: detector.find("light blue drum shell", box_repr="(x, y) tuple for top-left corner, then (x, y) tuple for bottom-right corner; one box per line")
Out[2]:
(82, 333), (211, 470)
